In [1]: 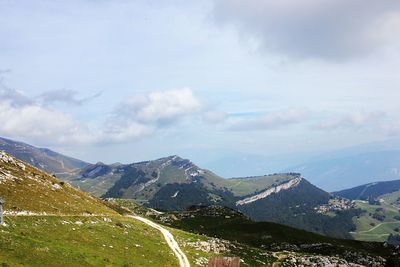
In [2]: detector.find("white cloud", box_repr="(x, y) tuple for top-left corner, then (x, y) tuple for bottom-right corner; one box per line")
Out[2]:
(115, 87), (202, 125)
(228, 107), (309, 131)
(0, 100), (85, 144)
(213, 0), (400, 60)
(314, 111), (385, 131)
(0, 87), (204, 145)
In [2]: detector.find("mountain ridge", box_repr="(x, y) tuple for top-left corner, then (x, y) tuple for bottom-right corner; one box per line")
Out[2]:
(0, 137), (89, 175)
(0, 136), (379, 239)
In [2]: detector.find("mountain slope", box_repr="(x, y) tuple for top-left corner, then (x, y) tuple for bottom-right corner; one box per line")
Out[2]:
(4, 149), (389, 266)
(0, 151), (195, 266)
(0, 139), (371, 239)
(125, 204), (396, 266)
(334, 179), (400, 201)
(0, 136), (89, 175)
(236, 178), (360, 238)
(70, 156), (361, 238)
(332, 180), (400, 242)
(0, 150), (113, 215)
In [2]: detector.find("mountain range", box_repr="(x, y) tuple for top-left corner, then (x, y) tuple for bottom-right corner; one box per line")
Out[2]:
(3, 136), (400, 242)
(57, 154), (361, 238)
(1, 149), (398, 266)
(0, 137), (363, 239)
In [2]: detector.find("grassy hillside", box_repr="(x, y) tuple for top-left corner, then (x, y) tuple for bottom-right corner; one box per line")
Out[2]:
(0, 151), (220, 266)
(109, 200), (396, 266)
(334, 180), (400, 242)
(351, 200), (400, 242)
(0, 151), (113, 215)
(0, 216), (178, 267)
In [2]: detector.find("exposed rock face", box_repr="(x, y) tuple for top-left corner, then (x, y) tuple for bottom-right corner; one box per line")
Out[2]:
(236, 177), (302, 205)
(0, 151), (26, 170)
(281, 252), (386, 267)
(0, 150), (26, 184)
(268, 243), (387, 267)
(187, 238), (231, 253)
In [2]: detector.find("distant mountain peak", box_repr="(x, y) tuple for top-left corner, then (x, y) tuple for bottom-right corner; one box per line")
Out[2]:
(0, 136), (89, 175)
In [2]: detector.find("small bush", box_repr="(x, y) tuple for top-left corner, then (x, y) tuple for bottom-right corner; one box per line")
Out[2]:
(115, 222), (124, 228)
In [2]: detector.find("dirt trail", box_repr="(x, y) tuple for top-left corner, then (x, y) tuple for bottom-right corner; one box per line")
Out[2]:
(128, 215), (191, 267)
(351, 221), (400, 234)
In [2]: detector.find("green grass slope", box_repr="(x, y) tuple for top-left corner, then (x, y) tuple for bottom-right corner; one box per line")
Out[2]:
(0, 151), (183, 266)
(351, 200), (400, 242)
(334, 180), (400, 242)
(0, 151), (114, 215)
(0, 216), (178, 267)
(109, 200), (398, 266)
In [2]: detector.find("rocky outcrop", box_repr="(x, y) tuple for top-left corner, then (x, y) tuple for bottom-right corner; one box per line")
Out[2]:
(236, 177), (302, 206)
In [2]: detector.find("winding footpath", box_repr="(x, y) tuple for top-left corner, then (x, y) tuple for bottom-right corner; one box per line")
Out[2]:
(350, 221), (400, 234)
(127, 215), (191, 267)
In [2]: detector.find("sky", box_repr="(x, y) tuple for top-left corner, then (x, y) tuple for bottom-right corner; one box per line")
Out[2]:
(1, 0), (400, 174)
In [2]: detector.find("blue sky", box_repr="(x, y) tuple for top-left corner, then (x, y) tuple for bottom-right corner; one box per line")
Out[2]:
(1, 0), (400, 172)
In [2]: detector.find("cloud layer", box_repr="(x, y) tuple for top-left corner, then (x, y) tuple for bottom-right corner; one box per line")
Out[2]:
(213, 0), (400, 60)
(227, 108), (309, 131)
(0, 86), (203, 145)
(115, 88), (202, 125)
(0, 89), (86, 144)
(38, 89), (102, 106)
(314, 111), (385, 131)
